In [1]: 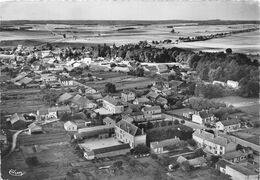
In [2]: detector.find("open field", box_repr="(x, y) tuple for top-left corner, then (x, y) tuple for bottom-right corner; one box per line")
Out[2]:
(212, 96), (259, 115)
(1, 23), (259, 54)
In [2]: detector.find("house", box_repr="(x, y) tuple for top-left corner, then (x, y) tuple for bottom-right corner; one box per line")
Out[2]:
(74, 125), (114, 140)
(15, 77), (33, 86)
(40, 73), (57, 83)
(192, 129), (237, 155)
(188, 156), (207, 168)
(48, 105), (71, 118)
(213, 81), (226, 86)
(216, 119), (241, 132)
(168, 80), (183, 91)
(115, 120), (146, 148)
(64, 121), (77, 131)
(121, 90), (136, 102)
(71, 94), (97, 109)
(102, 95), (124, 114)
(142, 106), (162, 120)
(133, 97), (150, 105)
(82, 143), (131, 160)
(222, 149), (253, 163)
(28, 123), (42, 135)
(57, 92), (73, 103)
(156, 97), (168, 105)
(58, 77), (74, 86)
(103, 117), (116, 126)
(150, 137), (181, 154)
(216, 160), (259, 180)
(227, 80), (239, 89)
(177, 156), (188, 164)
(146, 91), (159, 101)
(11, 72), (28, 82)
(123, 111), (145, 122)
(192, 110), (216, 124)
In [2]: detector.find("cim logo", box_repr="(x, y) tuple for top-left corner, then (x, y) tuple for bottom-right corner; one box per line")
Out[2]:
(9, 169), (26, 176)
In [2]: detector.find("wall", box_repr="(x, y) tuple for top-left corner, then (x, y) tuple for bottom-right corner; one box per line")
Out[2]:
(225, 165), (258, 180)
(95, 148), (130, 158)
(134, 134), (147, 148)
(192, 114), (203, 124)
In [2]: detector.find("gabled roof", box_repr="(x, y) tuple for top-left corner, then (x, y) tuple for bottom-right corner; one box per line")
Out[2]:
(103, 95), (121, 106)
(134, 97), (150, 103)
(227, 164), (258, 176)
(17, 77), (33, 85)
(116, 120), (143, 136)
(151, 137), (180, 149)
(9, 113), (26, 125)
(142, 105), (161, 112)
(193, 129), (232, 147)
(169, 80), (183, 88)
(219, 119), (240, 126)
(58, 92), (73, 102)
(48, 105), (71, 113)
(146, 91), (159, 99)
(222, 150), (251, 160)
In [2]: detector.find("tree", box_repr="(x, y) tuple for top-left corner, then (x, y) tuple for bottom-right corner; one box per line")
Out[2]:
(26, 156), (39, 166)
(181, 119), (185, 124)
(133, 144), (150, 155)
(104, 83), (116, 93)
(174, 119), (179, 125)
(187, 139), (197, 147)
(113, 160), (123, 169)
(225, 48), (232, 54)
(147, 121), (154, 129)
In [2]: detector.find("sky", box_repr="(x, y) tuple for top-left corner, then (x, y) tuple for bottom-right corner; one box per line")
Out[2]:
(0, 0), (259, 21)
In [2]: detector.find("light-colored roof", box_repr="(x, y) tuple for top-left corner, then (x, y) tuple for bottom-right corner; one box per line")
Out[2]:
(151, 137), (180, 149)
(58, 92), (73, 102)
(193, 129), (232, 147)
(227, 164), (258, 176)
(177, 156), (187, 164)
(103, 95), (121, 106)
(17, 77), (33, 85)
(143, 105), (161, 112)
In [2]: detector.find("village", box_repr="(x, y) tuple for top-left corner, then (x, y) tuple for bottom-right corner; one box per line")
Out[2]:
(0, 43), (259, 180)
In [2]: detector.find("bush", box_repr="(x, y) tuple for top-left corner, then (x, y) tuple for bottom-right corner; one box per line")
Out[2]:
(187, 139), (197, 147)
(181, 119), (185, 124)
(174, 119), (179, 125)
(113, 160), (123, 169)
(26, 156), (39, 166)
(151, 153), (158, 159)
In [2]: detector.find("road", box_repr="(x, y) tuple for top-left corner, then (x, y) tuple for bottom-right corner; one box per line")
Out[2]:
(3, 119), (61, 158)
(163, 113), (205, 130)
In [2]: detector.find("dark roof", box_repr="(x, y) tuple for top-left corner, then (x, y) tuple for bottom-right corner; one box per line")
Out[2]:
(216, 159), (232, 169)
(93, 143), (130, 155)
(116, 120), (143, 136)
(220, 119), (240, 126)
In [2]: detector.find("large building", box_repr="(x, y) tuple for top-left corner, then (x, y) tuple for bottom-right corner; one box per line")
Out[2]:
(216, 119), (241, 132)
(115, 120), (146, 148)
(192, 129), (237, 155)
(103, 95), (124, 114)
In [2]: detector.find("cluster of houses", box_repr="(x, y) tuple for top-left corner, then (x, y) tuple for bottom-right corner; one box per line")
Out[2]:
(213, 80), (240, 89)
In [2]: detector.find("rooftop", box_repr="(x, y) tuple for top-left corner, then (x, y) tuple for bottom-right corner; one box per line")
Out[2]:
(116, 120), (143, 136)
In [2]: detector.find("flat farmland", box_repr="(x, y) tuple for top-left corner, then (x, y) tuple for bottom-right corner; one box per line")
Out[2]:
(1, 88), (46, 114)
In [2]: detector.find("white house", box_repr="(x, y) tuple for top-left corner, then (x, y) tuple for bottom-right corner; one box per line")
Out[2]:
(227, 80), (239, 89)
(64, 121), (77, 131)
(192, 129), (237, 155)
(216, 159), (258, 180)
(121, 90), (136, 102)
(192, 110), (216, 124)
(216, 119), (241, 132)
(213, 81), (226, 86)
(103, 95), (124, 114)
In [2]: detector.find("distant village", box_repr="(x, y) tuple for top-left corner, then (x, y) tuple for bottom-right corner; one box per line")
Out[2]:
(0, 43), (259, 180)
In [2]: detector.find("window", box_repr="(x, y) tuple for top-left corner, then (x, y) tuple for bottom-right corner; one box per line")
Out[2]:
(220, 152), (222, 155)
(220, 146), (223, 150)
